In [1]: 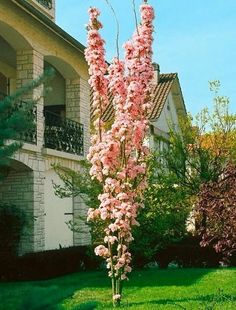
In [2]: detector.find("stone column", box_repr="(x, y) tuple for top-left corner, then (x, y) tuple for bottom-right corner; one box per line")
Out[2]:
(79, 78), (90, 157)
(66, 77), (91, 245)
(73, 195), (91, 246)
(16, 49), (45, 252)
(66, 77), (90, 156)
(16, 49), (44, 148)
(32, 156), (45, 252)
(65, 78), (80, 122)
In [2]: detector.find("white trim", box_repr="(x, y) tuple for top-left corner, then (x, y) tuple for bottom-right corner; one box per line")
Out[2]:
(42, 147), (84, 162)
(22, 142), (41, 153)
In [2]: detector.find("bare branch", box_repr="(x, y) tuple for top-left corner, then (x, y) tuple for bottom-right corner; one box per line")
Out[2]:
(105, 0), (120, 59)
(132, 0), (139, 35)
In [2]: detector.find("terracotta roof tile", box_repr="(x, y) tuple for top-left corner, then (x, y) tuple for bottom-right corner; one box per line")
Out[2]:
(148, 73), (177, 120)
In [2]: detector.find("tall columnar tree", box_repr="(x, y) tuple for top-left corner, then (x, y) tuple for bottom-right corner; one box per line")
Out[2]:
(85, 2), (154, 306)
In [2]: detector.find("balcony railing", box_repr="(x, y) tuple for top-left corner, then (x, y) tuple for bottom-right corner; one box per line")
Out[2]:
(36, 0), (52, 9)
(0, 92), (84, 155)
(15, 100), (37, 144)
(44, 110), (84, 156)
(0, 92), (37, 144)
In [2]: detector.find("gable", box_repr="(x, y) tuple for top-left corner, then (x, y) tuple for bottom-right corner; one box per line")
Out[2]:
(90, 73), (186, 125)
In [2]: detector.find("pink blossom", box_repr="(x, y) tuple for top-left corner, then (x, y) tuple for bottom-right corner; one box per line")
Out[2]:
(94, 245), (109, 257)
(104, 235), (118, 244)
(86, 2), (154, 301)
(108, 223), (119, 232)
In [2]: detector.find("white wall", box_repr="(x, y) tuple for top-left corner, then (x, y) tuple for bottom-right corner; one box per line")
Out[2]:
(44, 169), (73, 250)
(153, 93), (180, 133)
(149, 93), (181, 150)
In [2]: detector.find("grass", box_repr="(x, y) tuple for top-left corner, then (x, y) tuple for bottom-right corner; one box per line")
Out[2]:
(0, 268), (235, 309)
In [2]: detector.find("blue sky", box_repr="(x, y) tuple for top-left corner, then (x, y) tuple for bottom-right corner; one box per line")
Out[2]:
(56, 0), (236, 116)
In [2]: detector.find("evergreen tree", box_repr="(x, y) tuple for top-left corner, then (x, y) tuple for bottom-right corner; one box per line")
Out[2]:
(0, 70), (53, 177)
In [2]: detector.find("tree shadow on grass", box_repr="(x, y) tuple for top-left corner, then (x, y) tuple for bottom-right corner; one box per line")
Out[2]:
(70, 301), (100, 310)
(17, 271), (109, 310)
(20, 288), (101, 310)
(127, 268), (215, 287)
(127, 293), (236, 309)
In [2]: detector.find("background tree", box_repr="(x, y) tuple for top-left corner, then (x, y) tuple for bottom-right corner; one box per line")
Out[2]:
(196, 163), (236, 259)
(131, 152), (192, 266)
(141, 80), (235, 262)
(160, 81), (235, 194)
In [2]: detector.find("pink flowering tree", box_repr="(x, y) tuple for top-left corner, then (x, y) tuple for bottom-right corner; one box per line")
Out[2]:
(85, 1), (154, 306)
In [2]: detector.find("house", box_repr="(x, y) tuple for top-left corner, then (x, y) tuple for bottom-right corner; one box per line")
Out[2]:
(100, 63), (187, 150)
(0, 0), (91, 254)
(0, 1), (187, 256)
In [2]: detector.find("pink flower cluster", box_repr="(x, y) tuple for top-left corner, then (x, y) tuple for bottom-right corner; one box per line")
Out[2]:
(85, 3), (154, 283)
(85, 8), (108, 116)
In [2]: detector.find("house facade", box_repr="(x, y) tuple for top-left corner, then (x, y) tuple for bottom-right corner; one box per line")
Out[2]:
(0, 0), (91, 254)
(0, 1), (187, 256)
(148, 67), (186, 149)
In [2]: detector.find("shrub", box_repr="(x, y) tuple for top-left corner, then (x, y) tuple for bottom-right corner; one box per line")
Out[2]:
(0, 246), (101, 281)
(0, 203), (27, 257)
(195, 163), (236, 258)
(154, 236), (223, 269)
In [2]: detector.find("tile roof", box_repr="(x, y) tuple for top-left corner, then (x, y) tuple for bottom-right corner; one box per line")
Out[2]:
(91, 73), (177, 122)
(148, 73), (177, 120)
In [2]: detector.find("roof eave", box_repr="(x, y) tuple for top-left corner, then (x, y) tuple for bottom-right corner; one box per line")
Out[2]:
(12, 0), (86, 54)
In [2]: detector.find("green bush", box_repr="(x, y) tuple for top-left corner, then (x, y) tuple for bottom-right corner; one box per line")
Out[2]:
(0, 203), (27, 257)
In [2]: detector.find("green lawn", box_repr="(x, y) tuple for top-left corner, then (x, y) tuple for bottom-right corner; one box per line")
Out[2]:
(0, 268), (235, 309)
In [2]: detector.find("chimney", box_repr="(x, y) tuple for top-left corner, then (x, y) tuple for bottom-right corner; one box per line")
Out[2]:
(152, 62), (160, 84)
(28, 0), (56, 22)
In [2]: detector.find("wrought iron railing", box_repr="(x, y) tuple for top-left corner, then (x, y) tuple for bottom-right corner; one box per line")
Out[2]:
(44, 110), (84, 156)
(0, 92), (37, 144)
(36, 0), (52, 9)
(0, 91), (6, 101)
(15, 100), (37, 144)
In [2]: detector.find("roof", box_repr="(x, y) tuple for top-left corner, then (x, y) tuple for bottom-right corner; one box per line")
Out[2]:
(148, 73), (177, 120)
(12, 0), (86, 54)
(91, 73), (178, 122)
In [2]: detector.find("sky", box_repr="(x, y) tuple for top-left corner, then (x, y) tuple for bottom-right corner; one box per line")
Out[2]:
(56, 0), (236, 116)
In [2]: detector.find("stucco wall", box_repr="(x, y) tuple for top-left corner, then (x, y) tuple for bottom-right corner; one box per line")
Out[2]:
(149, 92), (182, 151)
(153, 93), (180, 133)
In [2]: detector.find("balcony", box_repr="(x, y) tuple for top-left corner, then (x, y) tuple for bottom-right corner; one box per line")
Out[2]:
(0, 92), (37, 144)
(15, 100), (37, 144)
(0, 92), (84, 156)
(36, 0), (52, 9)
(44, 110), (84, 156)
